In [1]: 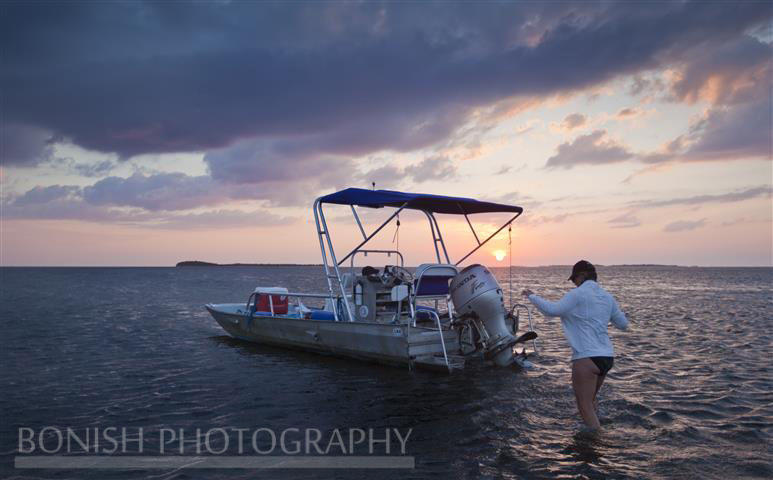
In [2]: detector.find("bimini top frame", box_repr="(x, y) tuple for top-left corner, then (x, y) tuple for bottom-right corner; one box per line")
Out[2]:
(313, 188), (524, 321)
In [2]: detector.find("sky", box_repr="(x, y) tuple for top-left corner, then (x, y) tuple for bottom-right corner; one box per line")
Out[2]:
(1, 1), (771, 267)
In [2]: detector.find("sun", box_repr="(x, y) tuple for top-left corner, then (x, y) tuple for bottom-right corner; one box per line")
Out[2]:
(493, 250), (506, 262)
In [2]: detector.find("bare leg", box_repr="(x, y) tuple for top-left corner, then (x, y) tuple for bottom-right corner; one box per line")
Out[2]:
(593, 373), (606, 414)
(572, 358), (601, 430)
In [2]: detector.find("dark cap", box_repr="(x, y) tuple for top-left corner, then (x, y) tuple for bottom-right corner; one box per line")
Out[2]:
(568, 260), (596, 281)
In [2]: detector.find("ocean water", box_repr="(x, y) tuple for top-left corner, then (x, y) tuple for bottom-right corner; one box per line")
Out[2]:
(1, 265), (771, 479)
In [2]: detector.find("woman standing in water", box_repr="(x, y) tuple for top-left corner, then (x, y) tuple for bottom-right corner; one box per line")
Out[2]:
(522, 260), (628, 430)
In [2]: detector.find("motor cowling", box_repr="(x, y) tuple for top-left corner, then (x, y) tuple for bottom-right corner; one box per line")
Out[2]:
(450, 264), (516, 366)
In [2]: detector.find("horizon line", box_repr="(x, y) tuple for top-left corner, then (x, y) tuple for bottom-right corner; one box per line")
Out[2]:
(1, 263), (771, 268)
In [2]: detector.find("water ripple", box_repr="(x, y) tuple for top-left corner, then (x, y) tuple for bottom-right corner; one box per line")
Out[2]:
(1, 266), (771, 479)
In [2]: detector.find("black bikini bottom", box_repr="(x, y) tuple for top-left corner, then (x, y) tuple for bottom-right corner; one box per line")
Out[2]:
(590, 356), (614, 376)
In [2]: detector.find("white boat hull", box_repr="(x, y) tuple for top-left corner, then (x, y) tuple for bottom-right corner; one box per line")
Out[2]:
(206, 304), (462, 371)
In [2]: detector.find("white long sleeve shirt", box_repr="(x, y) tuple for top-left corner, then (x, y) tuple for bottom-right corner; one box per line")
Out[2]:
(527, 280), (628, 361)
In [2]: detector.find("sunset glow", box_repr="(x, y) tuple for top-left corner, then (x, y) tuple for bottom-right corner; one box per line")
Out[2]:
(1, 3), (771, 266)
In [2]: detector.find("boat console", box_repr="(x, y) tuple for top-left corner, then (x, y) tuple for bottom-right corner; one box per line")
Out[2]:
(351, 265), (413, 323)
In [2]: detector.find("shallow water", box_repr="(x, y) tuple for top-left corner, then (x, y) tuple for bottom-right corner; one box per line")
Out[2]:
(1, 266), (771, 479)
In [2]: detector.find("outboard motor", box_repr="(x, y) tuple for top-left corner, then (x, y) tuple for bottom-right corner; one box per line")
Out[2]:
(450, 264), (516, 366)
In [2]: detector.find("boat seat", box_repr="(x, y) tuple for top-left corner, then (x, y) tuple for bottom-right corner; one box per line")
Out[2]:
(414, 264), (458, 297)
(361, 266), (379, 276)
(310, 310), (336, 321)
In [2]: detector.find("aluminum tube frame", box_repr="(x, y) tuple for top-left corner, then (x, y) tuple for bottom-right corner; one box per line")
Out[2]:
(336, 203), (408, 267)
(313, 198), (339, 321)
(464, 214), (481, 245)
(455, 212), (522, 266)
(427, 212), (451, 264)
(317, 202), (355, 322)
(350, 205), (367, 240)
(423, 211), (442, 263)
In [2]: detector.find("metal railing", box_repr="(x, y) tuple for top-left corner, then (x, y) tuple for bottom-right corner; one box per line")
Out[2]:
(349, 249), (405, 269)
(509, 303), (538, 353)
(427, 309), (451, 372)
(247, 291), (343, 318)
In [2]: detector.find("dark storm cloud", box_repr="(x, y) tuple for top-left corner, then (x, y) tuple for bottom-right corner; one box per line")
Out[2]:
(1, 124), (57, 166)
(1, 0), (768, 170)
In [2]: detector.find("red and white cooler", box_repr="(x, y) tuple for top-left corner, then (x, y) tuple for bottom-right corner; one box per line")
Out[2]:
(253, 287), (289, 314)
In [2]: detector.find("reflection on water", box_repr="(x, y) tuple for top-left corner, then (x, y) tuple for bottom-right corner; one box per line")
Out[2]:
(0, 265), (771, 479)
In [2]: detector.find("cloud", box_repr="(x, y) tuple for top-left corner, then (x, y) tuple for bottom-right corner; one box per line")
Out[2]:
(357, 155), (457, 190)
(545, 130), (634, 168)
(669, 35), (772, 106)
(3, 199), (292, 229)
(359, 164), (404, 190)
(72, 159), (116, 178)
(150, 209), (294, 229)
(663, 218), (706, 232)
(515, 213), (568, 226)
(10, 185), (80, 206)
(7, 172), (273, 213)
(3, 181), (294, 228)
(482, 191), (539, 209)
(628, 74), (667, 97)
(628, 185), (772, 209)
(561, 113), (587, 130)
(1, 123), (57, 166)
(608, 211), (641, 228)
(205, 136), (459, 200)
(404, 156), (457, 182)
(619, 99), (771, 176)
(1, 1), (768, 166)
(721, 217), (749, 227)
(202, 136), (357, 186)
(682, 101), (772, 161)
(616, 108), (638, 118)
(530, 214), (569, 225)
(82, 173), (228, 211)
(665, 35), (773, 163)
(551, 84), (770, 171)
(718, 216), (770, 227)
(4, 194), (145, 223)
(635, 35), (772, 167)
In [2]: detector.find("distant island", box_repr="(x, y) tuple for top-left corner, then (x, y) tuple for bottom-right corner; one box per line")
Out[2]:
(607, 264), (681, 267)
(176, 261), (322, 267)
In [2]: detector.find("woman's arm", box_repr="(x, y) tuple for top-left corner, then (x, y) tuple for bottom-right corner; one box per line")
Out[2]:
(524, 289), (579, 317)
(610, 298), (628, 330)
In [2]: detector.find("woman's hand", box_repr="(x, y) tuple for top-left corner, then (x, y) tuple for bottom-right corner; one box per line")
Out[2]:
(521, 288), (534, 297)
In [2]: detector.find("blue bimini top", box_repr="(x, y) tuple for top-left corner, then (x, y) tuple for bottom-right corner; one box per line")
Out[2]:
(319, 188), (523, 215)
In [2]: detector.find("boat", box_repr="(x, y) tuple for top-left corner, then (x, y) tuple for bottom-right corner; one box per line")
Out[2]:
(205, 188), (538, 372)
